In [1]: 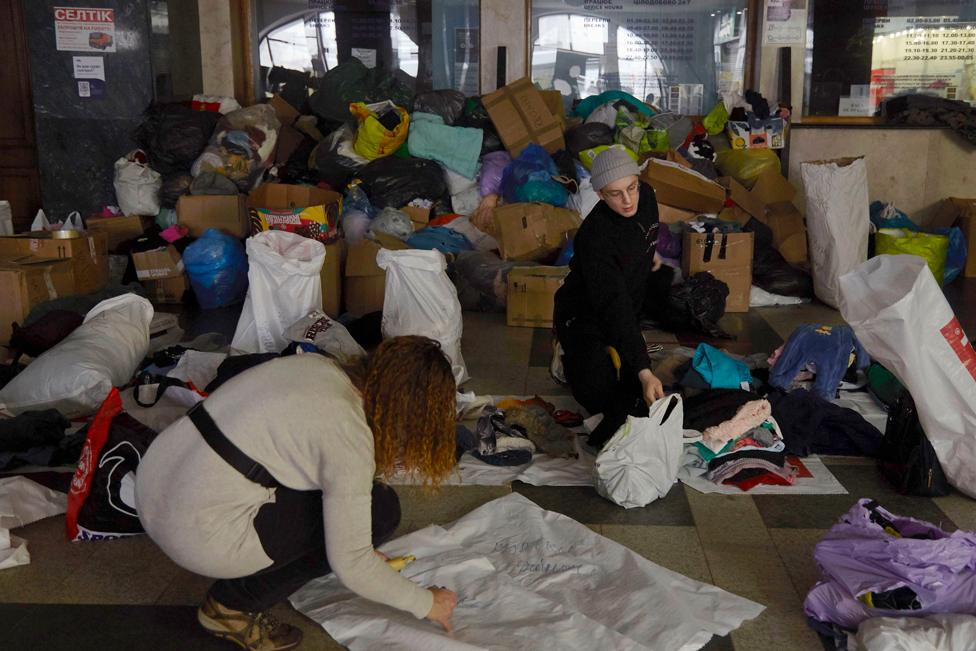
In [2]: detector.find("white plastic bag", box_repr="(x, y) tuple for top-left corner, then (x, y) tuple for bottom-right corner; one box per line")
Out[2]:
(594, 395), (684, 509)
(231, 231), (325, 354)
(839, 255), (976, 498)
(0, 294), (153, 417)
(376, 249), (468, 385)
(113, 156), (162, 216)
(800, 157), (870, 308)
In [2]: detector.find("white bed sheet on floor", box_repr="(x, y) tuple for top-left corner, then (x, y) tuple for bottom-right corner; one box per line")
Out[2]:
(832, 389), (888, 434)
(679, 455), (848, 495)
(290, 493), (764, 651)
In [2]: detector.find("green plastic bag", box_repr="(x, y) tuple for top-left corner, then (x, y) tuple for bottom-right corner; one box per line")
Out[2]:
(578, 144), (638, 170)
(866, 362), (903, 410)
(714, 149), (780, 188)
(703, 102), (729, 135)
(875, 228), (950, 285)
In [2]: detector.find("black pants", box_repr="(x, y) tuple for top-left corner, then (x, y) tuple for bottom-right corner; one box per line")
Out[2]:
(556, 317), (648, 449)
(210, 482), (401, 612)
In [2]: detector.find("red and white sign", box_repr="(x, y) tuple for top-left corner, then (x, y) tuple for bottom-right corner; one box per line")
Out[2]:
(54, 6), (116, 53)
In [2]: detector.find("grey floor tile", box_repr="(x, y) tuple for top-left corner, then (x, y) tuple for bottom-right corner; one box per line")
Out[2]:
(0, 516), (97, 603)
(753, 464), (956, 530)
(395, 485), (511, 530)
(523, 366), (572, 396)
(601, 524), (712, 584)
(528, 327), (553, 367)
(768, 528), (829, 598)
(700, 634), (736, 651)
(933, 491), (976, 531)
(461, 363), (528, 396)
(755, 302), (845, 340)
(512, 482), (694, 526)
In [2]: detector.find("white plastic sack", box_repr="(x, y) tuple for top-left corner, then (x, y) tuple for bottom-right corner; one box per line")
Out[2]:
(0, 294), (153, 417)
(594, 395), (684, 509)
(232, 231), (325, 354)
(749, 285), (807, 307)
(850, 615), (976, 651)
(113, 156), (162, 216)
(568, 173), (600, 218)
(800, 157), (870, 308)
(291, 493), (763, 651)
(839, 254), (976, 498)
(0, 476), (67, 570)
(444, 167), (481, 216)
(376, 249), (468, 385)
(285, 310), (366, 365)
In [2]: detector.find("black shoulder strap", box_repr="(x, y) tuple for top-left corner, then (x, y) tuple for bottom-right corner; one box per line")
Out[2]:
(187, 402), (281, 489)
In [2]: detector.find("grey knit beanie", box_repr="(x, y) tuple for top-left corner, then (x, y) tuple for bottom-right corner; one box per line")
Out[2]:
(590, 147), (639, 191)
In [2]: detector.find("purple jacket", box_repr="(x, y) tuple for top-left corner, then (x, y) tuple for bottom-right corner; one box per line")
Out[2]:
(804, 499), (976, 630)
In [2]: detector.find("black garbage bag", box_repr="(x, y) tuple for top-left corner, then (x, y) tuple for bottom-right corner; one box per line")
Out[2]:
(311, 127), (366, 190)
(277, 137), (320, 186)
(450, 251), (525, 312)
(662, 272), (732, 339)
(308, 59), (415, 124)
(356, 156), (448, 209)
(744, 218), (814, 298)
(456, 97), (504, 155)
(158, 172), (193, 208)
(566, 123), (614, 154)
(413, 89), (466, 125)
(134, 103), (220, 175)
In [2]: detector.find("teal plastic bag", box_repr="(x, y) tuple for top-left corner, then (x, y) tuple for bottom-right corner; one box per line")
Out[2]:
(692, 343), (752, 389)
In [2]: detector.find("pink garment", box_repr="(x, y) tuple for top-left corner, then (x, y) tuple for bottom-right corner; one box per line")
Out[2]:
(702, 399), (772, 452)
(160, 224), (189, 243)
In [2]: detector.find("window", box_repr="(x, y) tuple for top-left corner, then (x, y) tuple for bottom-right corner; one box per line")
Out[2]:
(530, 0), (751, 115)
(805, 0), (976, 117)
(255, 0), (479, 99)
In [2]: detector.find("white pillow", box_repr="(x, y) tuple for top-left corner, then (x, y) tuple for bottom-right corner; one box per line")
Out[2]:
(0, 294), (153, 417)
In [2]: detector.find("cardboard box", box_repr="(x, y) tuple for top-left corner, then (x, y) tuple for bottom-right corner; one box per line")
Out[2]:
(132, 246), (184, 280)
(343, 238), (409, 317)
(934, 198), (976, 276)
(269, 94), (300, 126)
(320, 241), (345, 318)
(85, 215), (150, 252)
(641, 160), (727, 214)
(274, 124), (305, 166)
(682, 232), (754, 312)
(177, 195), (249, 239)
(248, 183), (342, 241)
(143, 274), (189, 304)
(765, 202), (809, 265)
(657, 203), (698, 224)
(507, 266), (570, 328)
(493, 203), (582, 262)
(482, 77), (566, 157)
(0, 257), (75, 344)
(727, 118), (787, 150)
(720, 177), (767, 222)
(540, 90), (567, 130)
(0, 231), (108, 295)
(401, 205), (431, 231)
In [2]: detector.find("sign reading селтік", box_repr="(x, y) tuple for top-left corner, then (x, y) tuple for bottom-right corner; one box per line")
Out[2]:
(54, 7), (116, 53)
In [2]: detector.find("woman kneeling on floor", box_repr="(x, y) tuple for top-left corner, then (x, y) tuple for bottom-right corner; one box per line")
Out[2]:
(137, 336), (459, 651)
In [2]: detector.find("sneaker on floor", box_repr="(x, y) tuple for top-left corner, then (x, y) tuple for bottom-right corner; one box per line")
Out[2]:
(550, 339), (567, 385)
(198, 594), (303, 651)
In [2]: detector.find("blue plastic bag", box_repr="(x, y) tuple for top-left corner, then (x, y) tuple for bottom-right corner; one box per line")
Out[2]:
(936, 226), (967, 284)
(500, 143), (568, 207)
(406, 226), (474, 254)
(692, 343), (752, 390)
(182, 229), (248, 309)
(869, 201), (918, 231)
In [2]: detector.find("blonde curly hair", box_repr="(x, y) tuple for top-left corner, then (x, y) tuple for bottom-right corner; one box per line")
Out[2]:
(361, 336), (456, 486)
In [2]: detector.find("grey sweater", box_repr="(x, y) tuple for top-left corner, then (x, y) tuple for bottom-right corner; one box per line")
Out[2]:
(135, 355), (433, 619)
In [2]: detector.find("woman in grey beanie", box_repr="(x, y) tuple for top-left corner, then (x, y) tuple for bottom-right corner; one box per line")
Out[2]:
(553, 147), (670, 450)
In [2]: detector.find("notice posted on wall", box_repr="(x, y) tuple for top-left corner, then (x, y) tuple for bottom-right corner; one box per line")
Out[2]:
(764, 0), (807, 46)
(72, 56), (106, 99)
(54, 7), (116, 53)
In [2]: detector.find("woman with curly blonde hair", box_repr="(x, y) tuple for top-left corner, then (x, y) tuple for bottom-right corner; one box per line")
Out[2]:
(137, 336), (458, 651)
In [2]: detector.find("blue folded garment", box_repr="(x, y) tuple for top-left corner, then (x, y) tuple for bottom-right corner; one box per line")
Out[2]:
(407, 112), (483, 179)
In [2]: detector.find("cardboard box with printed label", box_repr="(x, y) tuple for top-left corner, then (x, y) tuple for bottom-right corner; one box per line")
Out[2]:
(482, 77), (566, 157)
(933, 197), (976, 277)
(320, 241), (345, 318)
(343, 237), (409, 317)
(85, 215), (151, 252)
(0, 231), (109, 295)
(131, 246), (184, 280)
(0, 257), (74, 344)
(507, 266), (570, 328)
(143, 274), (189, 304)
(727, 118), (787, 150)
(682, 232), (754, 313)
(493, 203), (582, 262)
(640, 160), (727, 214)
(177, 195), (249, 239)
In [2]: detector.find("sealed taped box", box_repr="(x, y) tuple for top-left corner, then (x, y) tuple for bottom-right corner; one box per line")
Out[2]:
(483, 77), (566, 157)
(132, 246), (184, 280)
(507, 266), (570, 328)
(494, 203), (582, 262)
(0, 257), (74, 344)
(177, 195), (249, 239)
(0, 231), (108, 295)
(681, 232), (754, 312)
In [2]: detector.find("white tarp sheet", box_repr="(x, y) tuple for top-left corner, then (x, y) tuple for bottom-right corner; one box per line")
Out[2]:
(0, 476), (67, 569)
(291, 493), (763, 650)
(679, 454), (847, 495)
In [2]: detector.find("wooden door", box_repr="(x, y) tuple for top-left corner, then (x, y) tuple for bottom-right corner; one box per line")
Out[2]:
(0, 0), (41, 233)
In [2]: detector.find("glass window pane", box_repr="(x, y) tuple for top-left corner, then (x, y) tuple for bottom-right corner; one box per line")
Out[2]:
(256, 0), (479, 99)
(805, 0), (976, 117)
(531, 0), (749, 112)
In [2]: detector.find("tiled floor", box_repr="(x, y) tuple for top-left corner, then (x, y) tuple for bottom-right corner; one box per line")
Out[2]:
(4, 279), (976, 650)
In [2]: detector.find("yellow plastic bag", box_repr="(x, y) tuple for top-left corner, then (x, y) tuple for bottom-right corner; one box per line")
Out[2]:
(703, 102), (729, 135)
(715, 149), (780, 188)
(349, 101), (410, 160)
(875, 229), (950, 285)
